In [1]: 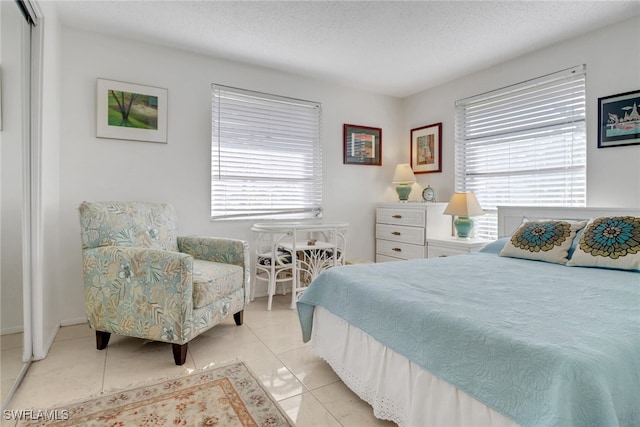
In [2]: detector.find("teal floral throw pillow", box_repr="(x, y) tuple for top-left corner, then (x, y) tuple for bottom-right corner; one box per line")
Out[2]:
(500, 220), (586, 265)
(567, 216), (640, 271)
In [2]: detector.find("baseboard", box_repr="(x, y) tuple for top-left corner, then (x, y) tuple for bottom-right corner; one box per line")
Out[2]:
(252, 289), (268, 298)
(251, 282), (293, 299)
(0, 325), (24, 336)
(60, 317), (88, 327)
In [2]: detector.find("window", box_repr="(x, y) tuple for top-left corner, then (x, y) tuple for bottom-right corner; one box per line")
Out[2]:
(454, 65), (586, 239)
(211, 85), (322, 220)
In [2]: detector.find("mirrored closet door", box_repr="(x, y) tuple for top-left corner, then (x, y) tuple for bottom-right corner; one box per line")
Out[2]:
(1, 0), (36, 409)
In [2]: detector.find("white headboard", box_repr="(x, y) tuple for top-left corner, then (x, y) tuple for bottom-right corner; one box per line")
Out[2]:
(497, 206), (640, 238)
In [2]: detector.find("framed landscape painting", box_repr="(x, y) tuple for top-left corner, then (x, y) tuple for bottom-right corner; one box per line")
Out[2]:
(96, 78), (168, 143)
(598, 90), (640, 148)
(410, 122), (442, 173)
(343, 124), (382, 165)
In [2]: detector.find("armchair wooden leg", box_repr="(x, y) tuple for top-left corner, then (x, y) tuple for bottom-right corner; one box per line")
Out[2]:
(172, 343), (188, 365)
(233, 310), (244, 326)
(96, 331), (111, 350)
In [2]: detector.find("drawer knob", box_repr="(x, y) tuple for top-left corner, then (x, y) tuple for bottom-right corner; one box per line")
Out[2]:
(392, 247), (402, 252)
(392, 214), (402, 219)
(391, 231), (401, 236)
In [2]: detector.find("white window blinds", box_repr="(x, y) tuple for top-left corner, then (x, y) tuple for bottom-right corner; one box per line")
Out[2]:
(211, 85), (322, 220)
(454, 65), (586, 239)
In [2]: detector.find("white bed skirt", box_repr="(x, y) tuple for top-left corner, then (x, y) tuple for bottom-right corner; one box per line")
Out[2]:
(311, 306), (520, 427)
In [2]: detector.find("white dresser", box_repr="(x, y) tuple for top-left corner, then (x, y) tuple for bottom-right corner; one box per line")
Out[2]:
(375, 203), (451, 262)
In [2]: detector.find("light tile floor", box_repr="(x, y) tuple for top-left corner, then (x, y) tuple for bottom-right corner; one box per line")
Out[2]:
(5, 295), (396, 426)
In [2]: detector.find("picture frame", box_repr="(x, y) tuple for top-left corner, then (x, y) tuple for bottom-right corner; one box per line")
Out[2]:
(597, 90), (640, 148)
(343, 124), (382, 165)
(96, 78), (168, 143)
(410, 122), (442, 173)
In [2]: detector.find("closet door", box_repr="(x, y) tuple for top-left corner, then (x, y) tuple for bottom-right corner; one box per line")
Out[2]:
(0, 0), (35, 409)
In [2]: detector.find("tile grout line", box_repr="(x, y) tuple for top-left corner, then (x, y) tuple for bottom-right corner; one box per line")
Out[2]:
(101, 343), (108, 395)
(250, 298), (346, 426)
(245, 308), (312, 401)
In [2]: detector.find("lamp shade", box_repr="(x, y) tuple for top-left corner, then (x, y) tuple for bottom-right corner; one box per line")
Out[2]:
(392, 164), (416, 184)
(443, 192), (484, 217)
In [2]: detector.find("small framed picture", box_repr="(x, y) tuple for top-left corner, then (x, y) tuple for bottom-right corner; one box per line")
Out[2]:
(410, 122), (442, 173)
(598, 90), (640, 148)
(343, 124), (382, 165)
(96, 78), (168, 143)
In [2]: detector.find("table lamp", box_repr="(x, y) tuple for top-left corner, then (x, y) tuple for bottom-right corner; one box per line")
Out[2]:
(392, 164), (416, 202)
(443, 192), (484, 238)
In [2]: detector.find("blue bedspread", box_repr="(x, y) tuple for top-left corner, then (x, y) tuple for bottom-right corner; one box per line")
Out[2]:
(297, 252), (640, 427)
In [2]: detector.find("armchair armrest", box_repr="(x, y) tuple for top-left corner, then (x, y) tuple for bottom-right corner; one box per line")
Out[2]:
(82, 246), (195, 343)
(177, 236), (245, 264)
(178, 236), (250, 303)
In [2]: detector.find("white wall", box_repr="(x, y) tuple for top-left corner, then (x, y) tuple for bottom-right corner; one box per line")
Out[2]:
(402, 16), (640, 207)
(47, 14), (640, 339)
(56, 27), (402, 329)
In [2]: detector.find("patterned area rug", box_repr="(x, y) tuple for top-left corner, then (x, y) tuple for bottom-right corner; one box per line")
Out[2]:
(13, 362), (292, 426)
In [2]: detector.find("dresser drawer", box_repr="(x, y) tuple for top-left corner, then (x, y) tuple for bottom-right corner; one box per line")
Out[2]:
(376, 239), (425, 260)
(426, 237), (490, 258)
(377, 207), (425, 227)
(376, 224), (425, 245)
(428, 246), (464, 258)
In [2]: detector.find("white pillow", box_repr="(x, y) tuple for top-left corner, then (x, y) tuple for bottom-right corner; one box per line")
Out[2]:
(567, 216), (640, 271)
(500, 220), (586, 265)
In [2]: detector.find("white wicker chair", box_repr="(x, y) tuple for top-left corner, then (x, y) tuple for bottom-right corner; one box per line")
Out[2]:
(251, 227), (295, 310)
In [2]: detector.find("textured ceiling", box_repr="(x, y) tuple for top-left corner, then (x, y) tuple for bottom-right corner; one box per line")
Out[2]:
(55, 0), (640, 98)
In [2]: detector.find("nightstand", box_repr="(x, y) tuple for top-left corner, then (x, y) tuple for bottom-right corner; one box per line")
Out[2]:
(426, 236), (491, 258)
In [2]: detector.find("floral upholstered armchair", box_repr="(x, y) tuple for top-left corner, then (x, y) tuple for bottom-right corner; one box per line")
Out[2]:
(79, 201), (249, 365)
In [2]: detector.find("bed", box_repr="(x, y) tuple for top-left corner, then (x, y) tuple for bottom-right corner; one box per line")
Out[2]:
(297, 206), (640, 427)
